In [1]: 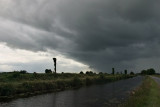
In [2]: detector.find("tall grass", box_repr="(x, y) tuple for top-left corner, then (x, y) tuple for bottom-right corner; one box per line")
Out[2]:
(120, 76), (160, 107)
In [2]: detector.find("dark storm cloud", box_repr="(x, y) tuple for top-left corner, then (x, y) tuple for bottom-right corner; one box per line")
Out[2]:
(0, 0), (160, 72)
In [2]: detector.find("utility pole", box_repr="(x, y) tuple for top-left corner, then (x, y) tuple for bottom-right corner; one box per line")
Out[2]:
(53, 58), (57, 73)
(112, 68), (115, 75)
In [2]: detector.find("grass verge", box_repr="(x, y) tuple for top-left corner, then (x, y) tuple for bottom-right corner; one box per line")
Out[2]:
(120, 76), (160, 107)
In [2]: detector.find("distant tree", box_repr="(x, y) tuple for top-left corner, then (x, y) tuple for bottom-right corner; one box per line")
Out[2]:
(147, 68), (155, 75)
(112, 68), (115, 75)
(104, 72), (108, 75)
(124, 70), (127, 75)
(33, 72), (37, 74)
(61, 72), (64, 74)
(89, 71), (93, 74)
(86, 71), (93, 75)
(141, 68), (156, 75)
(33, 72), (37, 77)
(141, 70), (147, 75)
(99, 72), (103, 74)
(130, 71), (134, 75)
(80, 71), (84, 74)
(45, 69), (52, 73)
(99, 74), (105, 79)
(116, 72), (119, 75)
(12, 72), (20, 78)
(13, 71), (19, 73)
(86, 71), (89, 74)
(20, 70), (27, 74)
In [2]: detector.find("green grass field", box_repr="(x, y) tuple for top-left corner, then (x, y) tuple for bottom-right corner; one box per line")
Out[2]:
(121, 76), (160, 107)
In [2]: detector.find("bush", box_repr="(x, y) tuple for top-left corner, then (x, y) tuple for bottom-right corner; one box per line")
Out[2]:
(80, 71), (84, 74)
(130, 72), (135, 75)
(0, 84), (15, 96)
(33, 72), (38, 77)
(86, 77), (92, 86)
(12, 72), (20, 78)
(141, 68), (156, 75)
(99, 72), (103, 74)
(71, 76), (82, 87)
(86, 71), (94, 75)
(45, 69), (52, 73)
(20, 70), (27, 74)
(99, 74), (105, 79)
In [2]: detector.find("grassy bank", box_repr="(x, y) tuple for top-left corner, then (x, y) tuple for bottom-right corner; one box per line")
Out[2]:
(120, 76), (160, 107)
(0, 72), (135, 101)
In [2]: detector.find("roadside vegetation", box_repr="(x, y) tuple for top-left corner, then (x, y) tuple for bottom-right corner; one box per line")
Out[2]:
(140, 68), (156, 75)
(0, 71), (135, 101)
(120, 76), (160, 107)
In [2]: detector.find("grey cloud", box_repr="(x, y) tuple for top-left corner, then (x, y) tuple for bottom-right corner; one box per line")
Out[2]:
(1, 0), (160, 72)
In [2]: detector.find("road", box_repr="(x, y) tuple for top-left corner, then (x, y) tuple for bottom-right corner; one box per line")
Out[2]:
(151, 76), (160, 85)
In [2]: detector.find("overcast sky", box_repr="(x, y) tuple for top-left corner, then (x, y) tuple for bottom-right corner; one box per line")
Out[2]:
(0, 0), (160, 73)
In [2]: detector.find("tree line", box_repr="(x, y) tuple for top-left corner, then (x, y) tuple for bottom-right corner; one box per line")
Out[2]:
(141, 68), (156, 75)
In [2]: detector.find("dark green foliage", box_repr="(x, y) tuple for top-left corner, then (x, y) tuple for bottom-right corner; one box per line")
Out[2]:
(99, 74), (105, 79)
(85, 77), (92, 86)
(56, 80), (66, 90)
(112, 68), (115, 75)
(33, 72), (37, 77)
(141, 70), (146, 74)
(86, 71), (93, 75)
(80, 71), (84, 74)
(99, 72), (103, 74)
(20, 70), (27, 74)
(0, 84), (15, 96)
(45, 69), (52, 73)
(147, 68), (156, 75)
(71, 76), (82, 87)
(12, 72), (20, 78)
(130, 71), (134, 75)
(141, 68), (156, 75)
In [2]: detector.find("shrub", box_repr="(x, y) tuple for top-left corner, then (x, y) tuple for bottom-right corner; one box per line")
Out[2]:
(86, 71), (94, 75)
(86, 77), (92, 86)
(99, 74), (105, 79)
(71, 76), (82, 87)
(20, 70), (27, 74)
(130, 72), (135, 75)
(141, 68), (156, 75)
(45, 69), (52, 73)
(12, 72), (20, 78)
(33, 72), (38, 77)
(0, 84), (15, 96)
(99, 72), (103, 75)
(80, 71), (84, 74)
